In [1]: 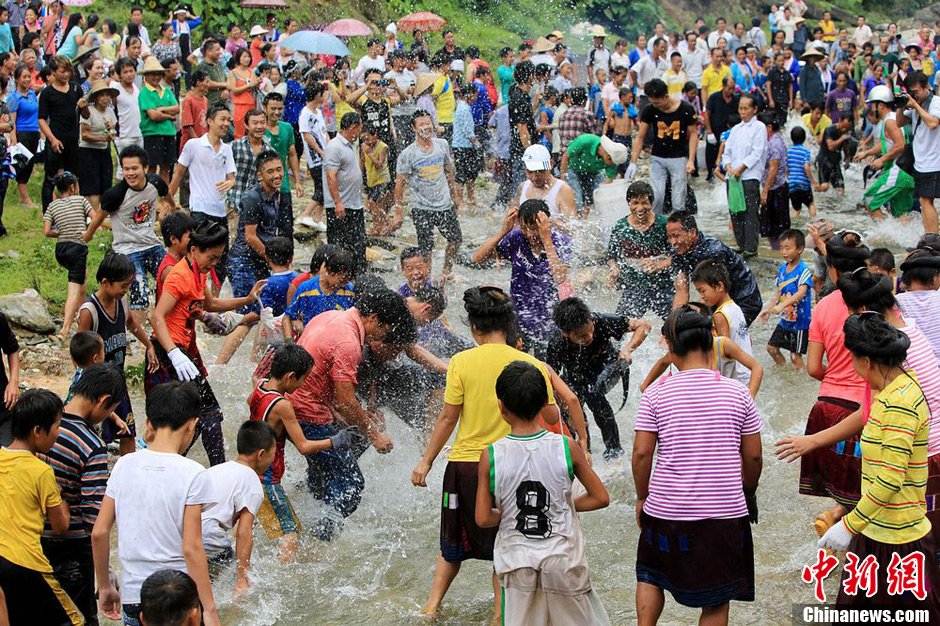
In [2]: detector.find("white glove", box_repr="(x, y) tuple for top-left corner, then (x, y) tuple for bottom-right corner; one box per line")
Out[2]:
(168, 348), (200, 382)
(625, 163), (637, 180)
(817, 519), (854, 552)
(706, 133), (717, 145)
(259, 306), (275, 331)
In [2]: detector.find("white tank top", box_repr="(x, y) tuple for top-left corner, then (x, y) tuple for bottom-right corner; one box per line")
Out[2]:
(520, 178), (564, 215)
(715, 301), (753, 386)
(490, 431), (589, 589)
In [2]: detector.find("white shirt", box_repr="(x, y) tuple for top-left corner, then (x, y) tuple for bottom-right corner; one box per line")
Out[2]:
(105, 449), (214, 604)
(854, 24), (873, 48)
(610, 51), (630, 69)
(631, 54), (668, 96)
(682, 46), (709, 87)
(177, 135), (236, 218)
(906, 96), (940, 172)
(530, 53), (556, 68)
(708, 29), (731, 49)
(352, 55), (386, 84)
(111, 80), (141, 139)
(778, 18), (796, 44)
(722, 117), (768, 181)
(201, 461), (264, 557)
(298, 105), (327, 168)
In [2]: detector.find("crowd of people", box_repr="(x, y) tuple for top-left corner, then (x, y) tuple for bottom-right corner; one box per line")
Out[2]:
(1, 1), (940, 624)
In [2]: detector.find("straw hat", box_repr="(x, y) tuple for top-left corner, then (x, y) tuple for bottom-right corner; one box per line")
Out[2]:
(801, 48), (825, 60)
(70, 45), (99, 65)
(86, 79), (118, 100)
(551, 30), (564, 40)
(249, 25), (269, 37)
(141, 56), (166, 74)
(415, 72), (441, 95)
(532, 36), (554, 53)
(591, 25), (607, 38)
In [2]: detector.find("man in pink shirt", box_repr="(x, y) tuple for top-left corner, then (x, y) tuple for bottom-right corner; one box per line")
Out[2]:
(287, 288), (413, 540)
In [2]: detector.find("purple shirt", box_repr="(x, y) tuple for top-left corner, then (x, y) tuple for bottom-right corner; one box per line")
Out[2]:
(767, 133), (788, 189)
(496, 229), (572, 339)
(825, 87), (857, 123)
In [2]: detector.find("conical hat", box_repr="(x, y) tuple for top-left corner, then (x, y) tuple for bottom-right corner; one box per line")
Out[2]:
(415, 72), (441, 95)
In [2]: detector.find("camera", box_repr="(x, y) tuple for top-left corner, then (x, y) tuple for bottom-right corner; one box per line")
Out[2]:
(375, 79), (390, 87)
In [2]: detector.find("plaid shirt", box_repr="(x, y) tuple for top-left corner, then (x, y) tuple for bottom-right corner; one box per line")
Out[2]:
(228, 135), (272, 210)
(558, 107), (594, 152)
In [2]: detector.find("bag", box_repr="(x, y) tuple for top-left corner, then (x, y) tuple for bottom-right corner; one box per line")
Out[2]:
(728, 176), (747, 213)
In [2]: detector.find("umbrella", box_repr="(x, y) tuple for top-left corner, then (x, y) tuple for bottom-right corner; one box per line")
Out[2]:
(239, 0), (287, 8)
(398, 11), (446, 33)
(42, 0), (95, 5)
(323, 18), (372, 37)
(278, 30), (350, 57)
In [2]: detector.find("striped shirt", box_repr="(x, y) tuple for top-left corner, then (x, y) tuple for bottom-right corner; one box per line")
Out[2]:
(843, 373), (931, 544)
(897, 290), (940, 362)
(635, 368), (763, 520)
(37, 414), (108, 538)
(786, 144), (813, 190)
(900, 322), (940, 457)
(43, 195), (92, 245)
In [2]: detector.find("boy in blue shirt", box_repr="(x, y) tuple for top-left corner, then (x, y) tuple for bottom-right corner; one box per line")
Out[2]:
(282, 248), (356, 340)
(258, 237), (298, 318)
(786, 126), (820, 217)
(759, 229), (813, 370)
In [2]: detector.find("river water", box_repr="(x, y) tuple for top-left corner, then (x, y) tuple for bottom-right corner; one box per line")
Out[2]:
(117, 155), (925, 625)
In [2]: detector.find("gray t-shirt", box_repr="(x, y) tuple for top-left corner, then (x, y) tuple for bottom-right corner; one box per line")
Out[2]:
(396, 138), (454, 212)
(321, 134), (363, 210)
(79, 106), (117, 150)
(100, 175), (167, 254)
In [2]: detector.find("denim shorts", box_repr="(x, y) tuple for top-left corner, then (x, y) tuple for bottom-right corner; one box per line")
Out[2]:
(227, 255), (267, 314)
(126, 245), (166, 310)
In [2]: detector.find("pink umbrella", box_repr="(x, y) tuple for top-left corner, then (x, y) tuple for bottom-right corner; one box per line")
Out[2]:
(239, 0), (287, 8)
(323, 18), (372, 37)
(398, 12), (446, 33)
(42, 0), (95, 6)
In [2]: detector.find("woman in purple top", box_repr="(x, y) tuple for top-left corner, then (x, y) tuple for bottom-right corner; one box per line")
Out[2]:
(825, 71), (858, 125)
(471, 199), (571, 359)
(759, 110), (790, 248)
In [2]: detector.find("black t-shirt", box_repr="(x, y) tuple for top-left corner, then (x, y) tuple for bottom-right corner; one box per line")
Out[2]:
(705, 91), (739, 136)
(673, 234), (761, 310)
(0, 312), (19, 411)
(819, 124), (845, 164)
(640, 100), (698, 159)
(508, 84), (535, 159)
(38, 83), (83, 142)
(546, 313), (630, 387)
(360, 97), (394, 145)
(766, 67), (792, 106)
(435, 45), (465, 64)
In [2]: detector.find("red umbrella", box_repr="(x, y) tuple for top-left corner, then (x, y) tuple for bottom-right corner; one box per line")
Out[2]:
(397, 11), (446, 33)
(239, 0), (287, 8)
(323, 18), (372, 37)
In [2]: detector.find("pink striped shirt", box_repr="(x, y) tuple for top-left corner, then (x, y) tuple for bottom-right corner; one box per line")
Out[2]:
(900, 321), (940, 456)
(635, 368), (763, 521)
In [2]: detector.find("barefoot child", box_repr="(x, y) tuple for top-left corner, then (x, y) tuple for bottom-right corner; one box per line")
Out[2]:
(759, 229), (813, 369)
(602, 86), (636, 176)
(138, 570), (202, 626)
(786, 126), (819, 217)
(361, 127), (394, 236)
(476, 361), (611, 625)
(691, 259), (754, 385)
(42, 172), (93, 339)
(896, 248), (940, 359)
(282, 248), (356, 341)
(65, 331), (104, 399)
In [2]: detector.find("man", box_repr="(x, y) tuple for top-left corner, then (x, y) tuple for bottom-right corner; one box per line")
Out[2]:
(496, 46), (515, 105)
(175, 70), (209, 209)
(395, 110), (461, 283)
(727, 21), (746, 53)
(586, 24), (611, 78)
(628, 78), (699, 214)
(681, 31), (708, 88)
(110, 57), (143, 182)
(798, 48), (825, 112)
(557, 87), (593, 153)
(631, 36), (668, 106)
(662, 52), (687, 97)
(707, 17), (731, 49)
(37, 54), (86, 209)
(700, 46), (730, 101)
(903, 71), (940, 233)
(138, 56), (179, 184)
(516, 144), (577, 221)
(195, 38), (227, 107)
(873, 35), (899, 76)
(323, 112), (367, 273)
(125, 5), (151, 47)
(560, 133), (628, 215)
(666, 210), (763, 325)
(435, 29), (464, 64)
(748, 18), (768, 55)
(229, 108), (273, 222)
(647, 21), (667, 51)
(298, 84), (327, 231)
(777, 7), (796, 44)
(385, 50), (417, 150)
(704, 76), (739, 181)
(854, 15), (873, 49)
(168, 102), (236, 282)
(263, 92), (302, 198)
(3, 0), (25, 52)
(507, 60), (536, 190)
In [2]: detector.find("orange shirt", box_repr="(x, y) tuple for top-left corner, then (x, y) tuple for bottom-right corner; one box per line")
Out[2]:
(161, 258), (207, 349)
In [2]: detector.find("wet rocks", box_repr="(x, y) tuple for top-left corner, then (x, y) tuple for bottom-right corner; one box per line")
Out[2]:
(0, 289), (56, 333)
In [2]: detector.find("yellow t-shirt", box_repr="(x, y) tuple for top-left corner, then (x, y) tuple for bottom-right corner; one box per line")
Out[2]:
(0, 448), (63, 572)
(433, 75), (456, 124)
(701, 64), (731, 101)
(444, 343), (556, 462)
(663, 69), (687, 97)
(363, 140), (391, 188)
(819, 20), (837, 43)
(801, 113), (832, 141)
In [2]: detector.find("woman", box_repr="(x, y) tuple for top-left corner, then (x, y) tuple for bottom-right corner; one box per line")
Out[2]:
(98, 19), (120, 66)
(269, 65), (286, 97)
(20, 49), (42, 91)
(79, 56), (103, 95)
(119, 23), (149, 58)
(83, 13), (99, 48)
(19, 5), (40, 45)
(151, 22), (181, 64)
(819, 314), (940, 619)
(228, 47), (257, 138)
(633, 305), (762, 625)
(41, 0), (69, 59)
(7, 64), (39, 206)
(56, 12), (85, 59)
(149, 221), (266, 466)
(77, 79), (116, 209)
(759, 110), (789, 248)
(731, 46), (755, 93)
(721, 93), (766, 256)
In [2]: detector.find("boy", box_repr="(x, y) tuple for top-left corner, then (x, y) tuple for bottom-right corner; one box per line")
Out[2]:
(201, 421), (273, 598)
(39, 364), (127, 625)
(155, 211), (197, 302)
(602, 87), (636, 177)
(249, 344), (354, 563)
(92, 382), (219, 626)
(78, 253), (158, 455)
(867, 247), (897, 284)
(65, 331), (105, 400)
(815, 115), (853, 193)
(691, 260), (754, 385)
(0, 389), (80, 625)
(254, 236), (298, 348)
(786, 126), (819, 217)
(759, 229), (813, 369)
(546, 297), (651, 460)
(139, 570), (201, 626)
(475, 361), (610, 626)
(282, 248), (356, 340)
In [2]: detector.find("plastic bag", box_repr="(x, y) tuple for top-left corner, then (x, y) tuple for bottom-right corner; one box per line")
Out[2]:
(727, 176), (746, 214)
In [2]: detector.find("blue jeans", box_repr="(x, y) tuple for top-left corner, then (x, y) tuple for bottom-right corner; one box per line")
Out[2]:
(126, 245), (166, 310)
(565, 170), (603, 212)
(298, 421), (365, 541)
(228, 255), (268, 314)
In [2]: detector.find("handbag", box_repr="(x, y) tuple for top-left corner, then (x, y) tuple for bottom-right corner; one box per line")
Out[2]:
(727, 176), (747, 213)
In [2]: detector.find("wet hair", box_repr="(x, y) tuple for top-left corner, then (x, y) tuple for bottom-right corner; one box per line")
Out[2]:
(254, 148), (281, 172)
(52, 171), (77, 193)
(145, 381), (201, 430)
(904, 70), (930, 90)
(269, 343), (314, 380)
(691, 259), (730, 291)
(304, 83), (323, 102)
(463, 286), (515, 335)
(626, 180), (654, 202)
(188, 220), (229, 251)
(569, 87), (587, 106)
(513, 60), (535, 84)
(263, 236), (293, 268)
(400, 246), (428, 266)
(114, 56), (137, 76)
(323, 248), (355, 276)
(790, 126), (807, 144)
(499, 46), (513, 58)
(916, 233), (940, 254)
(899, 248), (940, 287)
(161, 211), (196, 248)
(414, 286), (446, 321)
(495, 361), (548, 421)
(206, 101), (230, 120)
(72, 363), (127, 406)
(11, 389), (62, 440)
(663, 305), (713, 357)
(517, 198), (550, 224)
(309, 243), (343, 273)
(340, 111), (361, 130)
(411, 109), (432, 126)
(356, 288), (414, 334)
(843, 313), (909, 367)
(353, 273), (387, 297)
(826, 231), (870, 275)
(645, 78), (668, 99)
(119, 143), (149, 169)
(96, 253), (135, 284)
(779, 228), (805, 248)
(553, 297), (592, 333)
(69, 331), (104, 367)
(666, 210), (698, 232)
(868, 248), (896, 272)
(381, 308), (419, 346)
(838, 268), (896, 313)
(236, 419), (276, 455)
(139, 570), (200, 626)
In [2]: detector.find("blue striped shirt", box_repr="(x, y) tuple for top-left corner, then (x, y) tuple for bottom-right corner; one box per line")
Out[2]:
(284, 275), (355, 325)
(787, 144), (813, 190)
(37, 414), (109, 538)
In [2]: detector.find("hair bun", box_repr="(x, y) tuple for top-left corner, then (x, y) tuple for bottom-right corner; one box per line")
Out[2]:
(843, 314), (910, 362)
(900, 248), (940, 271)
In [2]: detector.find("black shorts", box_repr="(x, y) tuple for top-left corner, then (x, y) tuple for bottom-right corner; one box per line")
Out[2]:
(453, 147), (480, 184)
(790, 187), (814, 211)
(817, 157), (844, 189)
(77, 146), (114, 196)
(143, 134), (177, 167)
(769, 325), (809, 354)
(309, 165), (324, 204)
(412, 207), (462, 257)
(54, 241), (88, 284)
(440, 461), (496, 562)
(915, 169), (940, 199)
(366, 182), (390, 202)
(0, 555), (84, 626)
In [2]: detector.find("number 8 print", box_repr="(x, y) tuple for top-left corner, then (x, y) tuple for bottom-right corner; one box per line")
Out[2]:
(515, 480), (553, 539)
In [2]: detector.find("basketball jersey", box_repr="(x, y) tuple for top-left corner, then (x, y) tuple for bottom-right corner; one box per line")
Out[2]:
(78, 294), (129, 368)
(489, 431), (589, 591)
(520, 178), (563, 215)
(249, 379), (287, 485)
(715, 300), (752, 386)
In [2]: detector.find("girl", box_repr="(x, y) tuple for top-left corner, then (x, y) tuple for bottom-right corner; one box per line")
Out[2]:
(269, 65), (286, 97)
(79, 56), (103, 95)
(56, 12), (85, 59)
(41, 172), (91, 339)
(760, 111), (790, 249)
(896, 247), (940, 359)
(98, 19), (120, 66)
(7, 64), (39, 206)
(149, 221), (266, 466)
(77, 80), (117, 210)
(151, 22), (180, 64)
(228, 48), (257, 138)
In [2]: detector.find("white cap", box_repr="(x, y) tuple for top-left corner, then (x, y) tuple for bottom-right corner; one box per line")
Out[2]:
(522, 145), (552, 171)
(450, 59), (465, 72)
(599, 135), (629, 165)
(386, 22), (397, 35)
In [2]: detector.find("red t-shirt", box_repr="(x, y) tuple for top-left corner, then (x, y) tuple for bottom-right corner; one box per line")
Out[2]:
(180, 93), (208, 151)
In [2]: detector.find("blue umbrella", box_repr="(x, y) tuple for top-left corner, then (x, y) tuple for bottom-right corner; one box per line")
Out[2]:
(279, 31), (351, 57)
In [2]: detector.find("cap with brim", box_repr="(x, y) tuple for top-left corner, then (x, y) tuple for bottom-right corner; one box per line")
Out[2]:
(522, 144), (551, 171)
(532, 36), (553, 53)
(801, 48), (824, 60)
(551, 30), (564, 40)
(599, 135), (628, 165)
(415, 72), (441, 95)
(71, 45), (99, 65)
(87, 79), (119, 100)
(249, 25), (269, 37)
(141, 56), (166, 74)
(591, 25), (607, 38)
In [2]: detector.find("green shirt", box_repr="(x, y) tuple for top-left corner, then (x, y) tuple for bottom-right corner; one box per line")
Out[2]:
(265, 120), (295, 193)
(196, 60), (227, 106)
(606, 213), (673, 290)
(566, 134), (617, 179)
(138, 84), (178, 137)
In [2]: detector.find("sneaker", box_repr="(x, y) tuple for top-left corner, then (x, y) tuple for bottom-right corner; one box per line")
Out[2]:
(297, 216), (317, 228)
(311, 220), (328, 232)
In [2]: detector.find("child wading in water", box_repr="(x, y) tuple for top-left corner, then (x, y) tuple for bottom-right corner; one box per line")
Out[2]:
(476, 361), (611, 625)
(759, 229), (813, 369)
(691, 259), (754, 386)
